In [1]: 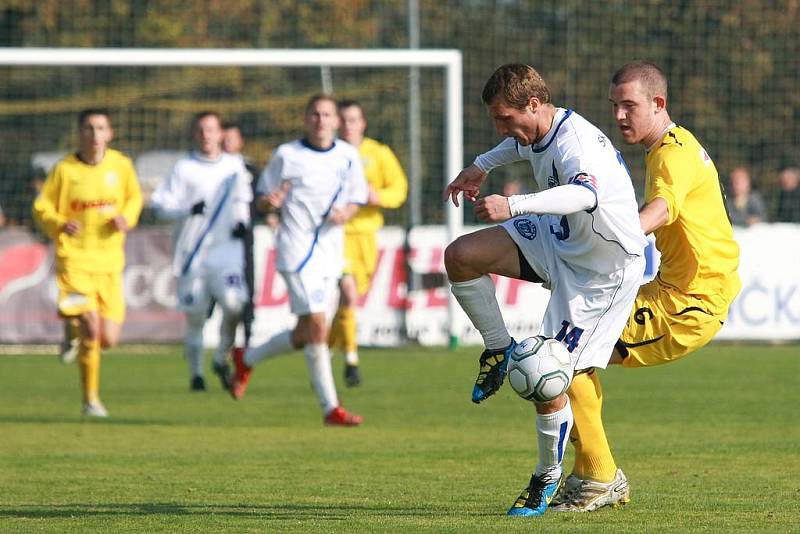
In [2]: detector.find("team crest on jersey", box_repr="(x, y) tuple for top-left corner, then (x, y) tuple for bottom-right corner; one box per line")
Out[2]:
(547, 161), (559, 188)
(597, 134), (607, 147)
(105, 172), (118, 186)
(513, 218), (537, 240)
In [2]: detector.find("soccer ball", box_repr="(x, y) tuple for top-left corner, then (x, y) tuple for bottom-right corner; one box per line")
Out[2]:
(507, 336), (573, 402)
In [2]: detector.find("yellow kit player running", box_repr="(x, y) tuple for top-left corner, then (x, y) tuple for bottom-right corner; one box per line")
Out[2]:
(552, 61), (741, 512)
(329, 99), (408, 386)
(33, 109), (142, 417)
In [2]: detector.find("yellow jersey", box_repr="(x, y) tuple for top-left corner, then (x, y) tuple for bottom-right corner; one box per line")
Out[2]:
(645, 125), (741, 311)
(345, 137), (408, 234)
(33, 149), (142, 273)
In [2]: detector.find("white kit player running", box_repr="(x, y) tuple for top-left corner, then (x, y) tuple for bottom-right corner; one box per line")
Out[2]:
(151, 111), (252, 392)
(443, 64), (647, 517)
(229, 94), (368, 427)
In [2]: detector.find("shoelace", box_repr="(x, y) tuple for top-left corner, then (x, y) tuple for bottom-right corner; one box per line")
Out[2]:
(523, 474), (554, 508)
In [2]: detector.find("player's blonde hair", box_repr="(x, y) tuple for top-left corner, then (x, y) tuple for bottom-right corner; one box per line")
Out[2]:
(481, 64), (551, 109)
(305, 93), (337, 114)
(611, 61), (668, 101)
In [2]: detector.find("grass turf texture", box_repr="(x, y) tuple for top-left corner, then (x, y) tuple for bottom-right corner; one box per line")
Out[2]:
(1, 344), (798, 533)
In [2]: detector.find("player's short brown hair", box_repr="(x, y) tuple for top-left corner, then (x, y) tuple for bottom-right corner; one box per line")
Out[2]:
(192, 111), (222, 129)
(611, 60), (668, 101)
(481, 64), (551, 109)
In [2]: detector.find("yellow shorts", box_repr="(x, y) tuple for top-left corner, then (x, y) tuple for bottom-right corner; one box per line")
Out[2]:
(56, 269), (126, 324)
(343, 231), (379, 295)
(619, 278), (726, 368)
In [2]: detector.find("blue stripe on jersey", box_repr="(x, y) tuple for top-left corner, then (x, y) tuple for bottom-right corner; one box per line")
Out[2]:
(531, 109), (574, 154)
(293, 182), (345, 273)
(181, 173), (236, 275)
(557, 421), (568, 463)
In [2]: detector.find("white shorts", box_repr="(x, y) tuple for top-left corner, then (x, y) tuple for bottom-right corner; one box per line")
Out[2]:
(501, 215), (645, 371)
(281, 270), (338, 316)
(178, 268), (249, 318)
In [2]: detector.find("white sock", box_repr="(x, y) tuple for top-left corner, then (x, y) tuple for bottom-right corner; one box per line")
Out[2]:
(185, 319), (204, 378)
(244, 329), (293, 367)
(450, 275), (512, 350)
(214, 311), (240, 365)
(345, 351), (359, 365)
(534, 396), (573, 480)
(304, 343), (338, 414)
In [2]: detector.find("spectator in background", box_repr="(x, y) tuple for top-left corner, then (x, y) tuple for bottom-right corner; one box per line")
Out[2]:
(32, 108), (143, 417)
(727, 166), (767, 226)
(0, 201), (6, 228)
(776, 167), (800, 222)
(229, 94), (368, 426)
(222, 123), (258, 347)
(150, 112), (252, 392)
(328, 99), (408, 387)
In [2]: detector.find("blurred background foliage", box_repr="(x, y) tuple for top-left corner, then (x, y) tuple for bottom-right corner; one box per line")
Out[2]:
(0, 0), (798, 226)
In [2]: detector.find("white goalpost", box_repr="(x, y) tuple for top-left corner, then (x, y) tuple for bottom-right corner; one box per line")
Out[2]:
(0, 47), (466, 347)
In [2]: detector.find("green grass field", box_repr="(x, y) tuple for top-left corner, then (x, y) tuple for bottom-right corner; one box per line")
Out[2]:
(1, 343), (798, 533)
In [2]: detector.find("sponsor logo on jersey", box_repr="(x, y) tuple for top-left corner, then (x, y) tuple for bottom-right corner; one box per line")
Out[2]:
(70, 198), (117, 212)
(105, 172), (118, 186)
(513, 218), (537, 240)
(597, 134), (607, 147)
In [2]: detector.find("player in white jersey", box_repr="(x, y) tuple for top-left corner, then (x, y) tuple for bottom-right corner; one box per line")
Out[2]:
(443, 64), (647, 517)
(150, 111), (252, 392)
(229, 94), (368, 427)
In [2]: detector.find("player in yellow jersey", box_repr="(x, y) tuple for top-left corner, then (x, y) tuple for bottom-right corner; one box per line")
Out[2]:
(33, 109), (143, 417)
(552, 61), (742, 512)
(329, 100), (408, 386)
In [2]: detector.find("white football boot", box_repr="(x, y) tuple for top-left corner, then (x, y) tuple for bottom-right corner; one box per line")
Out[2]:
(81, 401), (109, 418)
(550, 468), (630, 512)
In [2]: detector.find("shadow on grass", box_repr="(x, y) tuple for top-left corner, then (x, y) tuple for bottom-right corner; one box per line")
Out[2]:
(0, 502), (451, 520)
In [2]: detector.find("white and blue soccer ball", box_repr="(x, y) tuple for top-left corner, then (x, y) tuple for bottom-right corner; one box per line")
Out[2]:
(507, 336), (573, 403)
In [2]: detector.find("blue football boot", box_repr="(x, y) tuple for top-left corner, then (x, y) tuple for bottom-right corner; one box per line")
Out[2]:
(507, 472), (562, 517)
(471, 339), (516, 404)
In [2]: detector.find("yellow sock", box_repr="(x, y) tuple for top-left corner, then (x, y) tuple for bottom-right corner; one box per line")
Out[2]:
(567, 371), (617, 482)
(328, 308), (343, 350)
(78, 337), (101, 404)
(338, 305), (358, 360)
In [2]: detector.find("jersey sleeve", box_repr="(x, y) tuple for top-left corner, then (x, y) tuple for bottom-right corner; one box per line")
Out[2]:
(120, 158), (143, 228)
(647, 144), (695, 225)
(150, 162), (190, 220)
(344, 150), (368, 205)
(553, 136), (603, 209)
(375, 145), (408, 209)
(32, 164), (67, 238)
(257, 146), (287, 195)
(232, 161), (253, 224)
(473, 138), (524, 173)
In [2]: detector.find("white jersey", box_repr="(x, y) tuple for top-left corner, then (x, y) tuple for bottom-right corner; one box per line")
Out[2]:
(258, 139), (368, 276)
(475, 108), (647, 273)
(150, 151), (252, 276)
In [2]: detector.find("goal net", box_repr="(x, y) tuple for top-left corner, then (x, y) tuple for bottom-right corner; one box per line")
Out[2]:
(0, 48), (469, 347)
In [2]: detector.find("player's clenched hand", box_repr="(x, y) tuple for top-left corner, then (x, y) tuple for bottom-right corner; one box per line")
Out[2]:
(62, 220), (81, 236)
(443, 164), (487, 207)
(474, 194), (512, 223)
(110, 215), (129, 233)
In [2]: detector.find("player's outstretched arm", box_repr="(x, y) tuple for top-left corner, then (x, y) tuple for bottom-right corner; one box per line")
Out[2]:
(639, 197), (669, 235)
(443, 164), (487, 207)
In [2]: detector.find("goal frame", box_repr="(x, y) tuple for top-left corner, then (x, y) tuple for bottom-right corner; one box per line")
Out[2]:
(0, 47), (465, 347)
